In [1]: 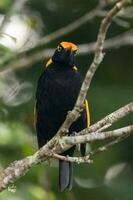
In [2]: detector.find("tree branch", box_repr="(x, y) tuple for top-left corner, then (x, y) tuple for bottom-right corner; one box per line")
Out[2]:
(51, 124), (133, 162)
(2, 1), (132, 74)
(22, 1), (105, 53)
(53, 0), (129, 138)
(52, 153), (93, 164)
(56, 130), (132, 165)
(89, 132), (131, 157)
(1, 122), (131, 192)
(0, 0), (130, 192)
(1, 29), (133, 75)
(0, 101), (132, 192)
(77, 102), (133, 136)
(63, 125), (133, 146)
(0, 1), (105, 71)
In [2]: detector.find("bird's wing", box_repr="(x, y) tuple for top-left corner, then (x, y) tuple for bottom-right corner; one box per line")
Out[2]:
(34, 69), (48, 147)
(80, 99), (90, 156)
(85, 99), (90, 128)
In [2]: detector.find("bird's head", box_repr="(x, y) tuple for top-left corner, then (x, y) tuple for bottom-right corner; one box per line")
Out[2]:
(52, 41), (78, 67)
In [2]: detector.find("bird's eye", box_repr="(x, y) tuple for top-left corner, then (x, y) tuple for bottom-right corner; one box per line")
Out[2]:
(57, 46), (62, 52)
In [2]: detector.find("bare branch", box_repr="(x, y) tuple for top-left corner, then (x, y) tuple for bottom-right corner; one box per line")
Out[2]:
(63, 125), (133, 146)
(89, 132), (131, 157)
(79, 29), (133, 55)
(52, 153), (93, 164)
(0, 0), (130, 192)
(0, 102), (132, 191)
(54, 0), (129, 138)
(52, 123), (133, 162)
(0, 102), (132, 192)
(1, 29), (133, 75)
(74, 132), (131, 163)
(23, 1), (105, 53)
(0, 2), (105, 71)
(77, 102), (133, 136)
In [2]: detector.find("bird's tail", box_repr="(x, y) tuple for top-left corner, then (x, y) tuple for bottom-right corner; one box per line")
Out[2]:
(59, 160), (73, 192)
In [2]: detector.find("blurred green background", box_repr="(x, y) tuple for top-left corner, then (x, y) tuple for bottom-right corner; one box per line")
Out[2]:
(0, 0), (133, 199)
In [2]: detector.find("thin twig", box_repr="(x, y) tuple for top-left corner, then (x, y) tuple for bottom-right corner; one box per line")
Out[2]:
(0, 29), (133, 74)
(0, 2), (105, 71)
(52, 153), (93, 164)
(89, 133), (131, 157)
(22, 1), (105, 53)
(63, 125), (133, 146)
(77, 102), (133, 136)
(53, 131), (131, 163)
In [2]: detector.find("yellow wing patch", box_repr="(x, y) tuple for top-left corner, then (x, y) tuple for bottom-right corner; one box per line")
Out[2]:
(85, 99), (90, 128)
(45, 58), (53, 68)
(45, 58), (78, 72)
(73, 65), (78, 71)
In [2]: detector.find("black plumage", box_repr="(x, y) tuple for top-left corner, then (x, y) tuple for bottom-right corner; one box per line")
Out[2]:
(35, 42), (89, 191)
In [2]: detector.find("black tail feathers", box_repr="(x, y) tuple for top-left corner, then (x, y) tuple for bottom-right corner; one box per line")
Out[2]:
(80, 143), (86, 156)
(59, 160), (73, 192)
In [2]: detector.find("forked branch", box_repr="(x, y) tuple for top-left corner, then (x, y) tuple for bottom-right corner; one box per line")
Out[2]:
(0, 0), (131, 193)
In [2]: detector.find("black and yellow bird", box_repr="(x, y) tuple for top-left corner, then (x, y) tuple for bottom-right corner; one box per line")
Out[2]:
(35, 41), (90, 191)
